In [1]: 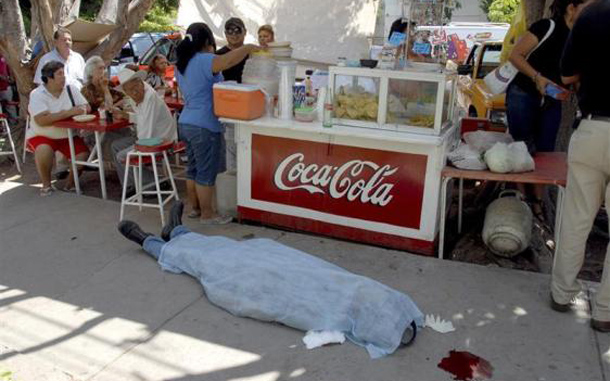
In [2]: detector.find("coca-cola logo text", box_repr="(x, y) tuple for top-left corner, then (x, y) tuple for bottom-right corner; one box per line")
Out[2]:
(273, 153), (398, 206)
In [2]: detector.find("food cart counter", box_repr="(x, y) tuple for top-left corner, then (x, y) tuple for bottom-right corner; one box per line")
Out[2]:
(221, 116), (458, 256)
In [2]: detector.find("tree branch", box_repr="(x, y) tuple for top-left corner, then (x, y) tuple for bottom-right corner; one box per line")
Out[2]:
(96, 0), (119, 24)
(87, 0), (154, 62)
(31, 0), (55, 52)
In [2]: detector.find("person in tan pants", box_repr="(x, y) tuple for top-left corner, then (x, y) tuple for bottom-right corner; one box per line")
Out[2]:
(551, 0), (610, 332)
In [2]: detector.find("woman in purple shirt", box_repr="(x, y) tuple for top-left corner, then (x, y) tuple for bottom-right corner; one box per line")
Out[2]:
(175, 23), (258, 224)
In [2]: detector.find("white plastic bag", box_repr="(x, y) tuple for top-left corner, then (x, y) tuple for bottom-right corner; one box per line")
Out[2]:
(447, 143), (487, 170)
(508, 141), (535, 173)
(302, 330), (346, 349)
(484, 141), (535, 174)
(463, 131), (513, 154)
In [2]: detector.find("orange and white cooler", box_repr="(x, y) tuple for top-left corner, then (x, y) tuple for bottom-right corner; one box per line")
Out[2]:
(213, 82), (265, 120)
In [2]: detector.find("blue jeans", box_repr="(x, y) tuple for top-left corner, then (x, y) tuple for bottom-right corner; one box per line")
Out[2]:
(143, 225), (191, 259)
(179, 123), (226, 186)
(506, 83), (562, 153)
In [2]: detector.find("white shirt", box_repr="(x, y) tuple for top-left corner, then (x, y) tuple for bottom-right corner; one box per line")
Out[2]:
(34, 49), (86, 89)
(133, 83), (177, 141)
(29, 84), (88, 139)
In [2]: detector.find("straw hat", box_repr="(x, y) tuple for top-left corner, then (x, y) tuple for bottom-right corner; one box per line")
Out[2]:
(116, 68), (147, 91)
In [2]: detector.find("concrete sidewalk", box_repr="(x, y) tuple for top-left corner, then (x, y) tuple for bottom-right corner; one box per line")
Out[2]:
(0, 180), (607, 381)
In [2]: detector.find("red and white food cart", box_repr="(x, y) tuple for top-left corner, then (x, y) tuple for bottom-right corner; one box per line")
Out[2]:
(222, 66), (459, 256)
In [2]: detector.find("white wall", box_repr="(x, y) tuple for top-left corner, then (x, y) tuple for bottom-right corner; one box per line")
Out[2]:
(177, 0), (380, 64)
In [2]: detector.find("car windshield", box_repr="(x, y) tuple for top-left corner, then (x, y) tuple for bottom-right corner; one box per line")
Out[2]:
(140, 37), (180, 66)
(130, 33), (161, 57)
(481, 45), (502, 64)
(477, 44), (502, 79)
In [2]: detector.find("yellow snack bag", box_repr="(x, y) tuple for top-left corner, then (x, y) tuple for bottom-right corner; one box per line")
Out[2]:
(500, 1), (527, 64)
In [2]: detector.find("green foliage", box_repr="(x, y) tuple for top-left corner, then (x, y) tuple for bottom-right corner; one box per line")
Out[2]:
(138, 2), (179, 32)
(18, 0), (31, 35)
(80, 0), (102, 22)
(488, 0), (520, 23)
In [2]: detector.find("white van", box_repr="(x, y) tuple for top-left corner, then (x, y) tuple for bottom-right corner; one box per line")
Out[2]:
(416, 22), (509, 63)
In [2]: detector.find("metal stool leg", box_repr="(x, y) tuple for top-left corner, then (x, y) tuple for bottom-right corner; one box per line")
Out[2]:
(149, 153), (165, 226)
(22, 118), (29, 164)
(163, 151), (179, 201)
(2, 118), (21, 173)
(138, 155), (143, 211)
(458, 178), (464, 234)
(438, 176), (452, 259)
(120, 151), (133, 221)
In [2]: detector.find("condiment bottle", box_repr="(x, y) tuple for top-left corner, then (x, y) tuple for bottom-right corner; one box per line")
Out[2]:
(322, 87), (333, 128)
(304, 70), (313, 97)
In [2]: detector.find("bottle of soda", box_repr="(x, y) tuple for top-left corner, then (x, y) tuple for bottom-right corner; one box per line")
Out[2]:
(322, 88), (333, 128)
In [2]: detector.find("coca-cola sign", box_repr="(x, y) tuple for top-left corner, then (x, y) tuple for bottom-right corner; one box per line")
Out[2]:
(274, 153), (398, 206)
(251, 134), (428, 229)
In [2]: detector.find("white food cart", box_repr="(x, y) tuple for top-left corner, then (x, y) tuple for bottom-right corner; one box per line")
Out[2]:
(222, 66), (459, 256)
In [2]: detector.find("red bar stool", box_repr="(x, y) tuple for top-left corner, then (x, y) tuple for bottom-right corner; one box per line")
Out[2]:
(0, 113), (21, 173)
(119, 140), (180, 226)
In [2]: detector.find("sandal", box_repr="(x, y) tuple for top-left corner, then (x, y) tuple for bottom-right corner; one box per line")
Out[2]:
(187, 209), (201, 219)
(40, 186), (56, 197)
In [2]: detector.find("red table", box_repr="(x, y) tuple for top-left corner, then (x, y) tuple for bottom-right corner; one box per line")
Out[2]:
(438, 152), (568, 259)
(54, 116), (132, 200)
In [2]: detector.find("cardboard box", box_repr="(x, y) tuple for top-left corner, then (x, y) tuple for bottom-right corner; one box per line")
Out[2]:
(63, 19), (117, 55)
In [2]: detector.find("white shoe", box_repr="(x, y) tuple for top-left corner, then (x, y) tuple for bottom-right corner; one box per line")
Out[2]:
(200, 215), (233, 225)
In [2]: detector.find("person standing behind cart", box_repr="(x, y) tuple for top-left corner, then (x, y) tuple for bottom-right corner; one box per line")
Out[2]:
(216, 18), (249, 83)
(506, 0), (592, 218)
(551, 0), (610, 332)
(175, 22), (259, 224)
(257, 24), (275, 47)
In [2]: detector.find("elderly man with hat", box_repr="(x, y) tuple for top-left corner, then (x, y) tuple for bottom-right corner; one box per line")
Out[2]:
(216, 17), (249, 83)
(111, 68), (177, 193)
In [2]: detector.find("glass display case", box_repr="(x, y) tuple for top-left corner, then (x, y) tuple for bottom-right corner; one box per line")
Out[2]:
(329, 66), (457, 135)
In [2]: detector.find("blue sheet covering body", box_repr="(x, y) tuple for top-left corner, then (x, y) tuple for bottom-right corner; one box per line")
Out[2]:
(158, 232), (424, 358)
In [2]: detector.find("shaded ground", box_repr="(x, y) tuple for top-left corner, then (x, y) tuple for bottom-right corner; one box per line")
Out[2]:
(444, 180), (606, 282)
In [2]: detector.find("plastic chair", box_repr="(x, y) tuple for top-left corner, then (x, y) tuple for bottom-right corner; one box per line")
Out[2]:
(0, 113), (21, 173)
(119, 141), (180, 226)
(22, 116), (33, 163)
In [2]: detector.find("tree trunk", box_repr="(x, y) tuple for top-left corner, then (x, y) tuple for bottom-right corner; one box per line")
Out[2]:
(87, 0), (154, 63)
(31, 0), (55, 52)
(1, 0), (154, 150)
(523, 0), (554, 25)
(0, 0), (36, 147)
(96, 0), (120, 24)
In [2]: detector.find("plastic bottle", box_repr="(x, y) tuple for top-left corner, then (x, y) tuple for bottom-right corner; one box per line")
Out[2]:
(304, 69), (313, 97)
(322, 88), (333, 128)
(98, 106), (106, 120)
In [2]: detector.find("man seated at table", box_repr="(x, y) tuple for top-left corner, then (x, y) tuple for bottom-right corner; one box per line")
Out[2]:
(33, 27), (85, 89)
(111, 68), (177, 194)
(28, 61), (90, 196)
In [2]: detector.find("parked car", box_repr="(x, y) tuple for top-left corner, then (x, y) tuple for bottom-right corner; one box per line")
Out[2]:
(456, 40), (507, 130)
(109, 32), (165, 77)
(135, 32), (182, 81)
